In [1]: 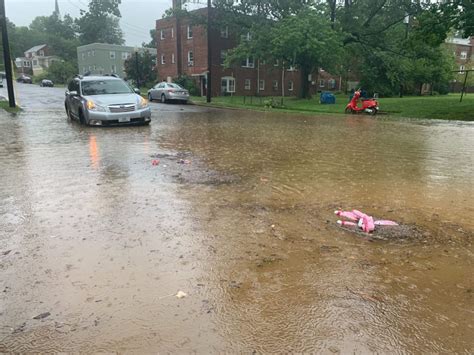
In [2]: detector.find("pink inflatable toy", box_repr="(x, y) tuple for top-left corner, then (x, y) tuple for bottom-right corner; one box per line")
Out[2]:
(335, 209), (398, 233)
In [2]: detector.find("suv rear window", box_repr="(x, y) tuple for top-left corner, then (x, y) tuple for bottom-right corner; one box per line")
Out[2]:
(81, 80), (133, 96)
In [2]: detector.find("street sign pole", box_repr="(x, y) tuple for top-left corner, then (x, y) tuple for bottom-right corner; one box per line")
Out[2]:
(206, 0), (212, 103)
(0, 0), (16, 108)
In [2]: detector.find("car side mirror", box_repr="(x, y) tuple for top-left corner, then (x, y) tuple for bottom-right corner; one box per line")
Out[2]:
(69, 90), (78, 96)
(134, 88), (141, 94)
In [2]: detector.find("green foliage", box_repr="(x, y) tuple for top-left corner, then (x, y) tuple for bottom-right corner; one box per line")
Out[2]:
(124, 50), (157, 87)
(76, 0), (124, 45)
(44, 61), (77, 84)
(174, 75), (200, 96)
(142, 29), (157, 49)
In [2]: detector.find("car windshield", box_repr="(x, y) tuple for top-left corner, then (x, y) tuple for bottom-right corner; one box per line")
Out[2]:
(81, 80), (133, 96)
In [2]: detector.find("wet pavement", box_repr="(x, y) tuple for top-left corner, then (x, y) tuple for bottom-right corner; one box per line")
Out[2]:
(1, 83), (473, 352)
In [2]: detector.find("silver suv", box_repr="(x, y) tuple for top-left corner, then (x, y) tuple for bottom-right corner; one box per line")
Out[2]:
(65, 75), (151, 126)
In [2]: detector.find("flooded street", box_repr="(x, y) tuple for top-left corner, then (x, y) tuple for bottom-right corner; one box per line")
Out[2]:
(1, 84), (473, 352)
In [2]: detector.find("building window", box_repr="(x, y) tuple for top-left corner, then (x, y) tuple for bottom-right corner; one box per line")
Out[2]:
(111, 64), (116, 73)
(328, 79), (336, 89)
(39, 50), (44, 56)
(287, 65), (296, 71)
(33, 60), (38, 66)
(259, 80), (265, 91)
(87, 51), (91, 57)
(241, 57), (254, 68)
(160, 29), (165, 40)
(220, 50), (227, 65)
(121, 52), (130, 60)
(110, 51), (116, 59)
(161, 55), (166, 65)
(188, 51), (194, 65)
(274, 59), (279, 67)
(221, 77), (235, 94)
(82, 53), (85, 59)
(460, 51), (467, 60)
(244, 79), (251, 90)
(92, 50), (95, 56)
(171, 27), (174, 38)
(288, 80), (294, 91)
(459, 65), (465, 74)
(220, 26), (228, 38)
(83, 67), (87, 74)
(272, 80), (278, 91)
(319, 79), (325, 87)
(241, 32), (251, 41)
(187, 25), (193, 39)
(171, 53), (175, 64)
(89, 65), (92, 71)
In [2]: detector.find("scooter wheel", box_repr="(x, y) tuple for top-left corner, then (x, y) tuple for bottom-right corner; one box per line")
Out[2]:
(369, 108), (377, 116)
(345, 107), (352, 114)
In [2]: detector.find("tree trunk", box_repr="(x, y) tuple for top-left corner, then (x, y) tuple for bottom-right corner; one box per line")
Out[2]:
(300, 66), (311, 99)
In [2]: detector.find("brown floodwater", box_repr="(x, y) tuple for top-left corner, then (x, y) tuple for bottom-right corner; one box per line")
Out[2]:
(0, 91), (473, 352)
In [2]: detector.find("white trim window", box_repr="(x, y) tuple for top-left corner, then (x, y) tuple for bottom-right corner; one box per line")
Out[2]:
(220, 50), (227, 65)
(121, 52), (130, 60)
(244, 79), (251, 90)
(171, 27), (174, 38)
(187, 25), (193, 39)
(319, 79), (325, 87)
(92, 50), (95, 56)
(111, 64), (116, 73)
(241, 57), (254, 68)
(241, 32), (251, 41)
(221, 76), (235, 94)
(160, 29), (165, 40)
(259, 80), (265, 91)
(220, 26), (228, 38)
(110, 51), (116, 59)
(328, 79), (336, 89)
(288, 80), (294, 91)
(460, 51), (467, 60)
(188, 51), (194, 66)
(459, 65), (465, 74)
(272, 80), (278, 91)
(82, 53), (85, 59)
(87, 51), (91, 57)
(161, 55), (166, 65)
(172, 53), (175, 64)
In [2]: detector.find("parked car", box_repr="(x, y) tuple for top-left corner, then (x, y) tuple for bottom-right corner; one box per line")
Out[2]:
(40, 79), (54, 87)
(64, 75), (151, 126)
(147, 82), (189, 104)
(17, 74), (32, 84)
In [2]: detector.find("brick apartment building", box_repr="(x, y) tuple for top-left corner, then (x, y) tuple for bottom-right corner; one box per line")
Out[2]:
(156, 5), (342, 97)
(445, 36), (473, 93)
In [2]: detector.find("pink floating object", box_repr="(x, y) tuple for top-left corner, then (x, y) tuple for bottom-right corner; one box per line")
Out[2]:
(336, 209), (397, 233)
(152, 159), (160, 166)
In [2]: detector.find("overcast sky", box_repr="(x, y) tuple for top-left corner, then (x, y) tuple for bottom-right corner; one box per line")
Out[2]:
(6, 0), (205, 46)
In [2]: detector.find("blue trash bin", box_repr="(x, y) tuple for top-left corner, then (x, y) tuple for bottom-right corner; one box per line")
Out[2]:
(320, 92), (336, 104)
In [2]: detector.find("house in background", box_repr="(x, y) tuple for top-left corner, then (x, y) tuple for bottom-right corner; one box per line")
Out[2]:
(77, 43), (157, 78)
(15, 44), (60, 76)
(445, 36), (473, 93)
(156, 3), (342, 97)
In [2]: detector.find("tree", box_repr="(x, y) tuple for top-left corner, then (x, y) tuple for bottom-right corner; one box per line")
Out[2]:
(124, 50), (156, 87)
(43, 60), (77, 84)
(142, 29), (157, 49)
(76, 0), (124, 45)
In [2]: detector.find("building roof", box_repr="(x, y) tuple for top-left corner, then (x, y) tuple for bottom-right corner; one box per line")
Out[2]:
(446, 37), (472, 46)
(77, 42), (157, 55)
(25, 44), (47, 53)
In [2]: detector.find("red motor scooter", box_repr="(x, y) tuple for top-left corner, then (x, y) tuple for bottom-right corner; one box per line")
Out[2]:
(345, 90), (379, 115)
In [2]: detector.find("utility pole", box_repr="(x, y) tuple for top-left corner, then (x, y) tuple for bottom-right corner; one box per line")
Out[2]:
(134, 49), (140, 89)
(206, 0), (212, 103)
(0, 0), (16, 108)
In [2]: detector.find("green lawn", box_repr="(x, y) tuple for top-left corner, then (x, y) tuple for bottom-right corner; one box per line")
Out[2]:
(0, 101), (20, 114)
(191, 93), (474, 121)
